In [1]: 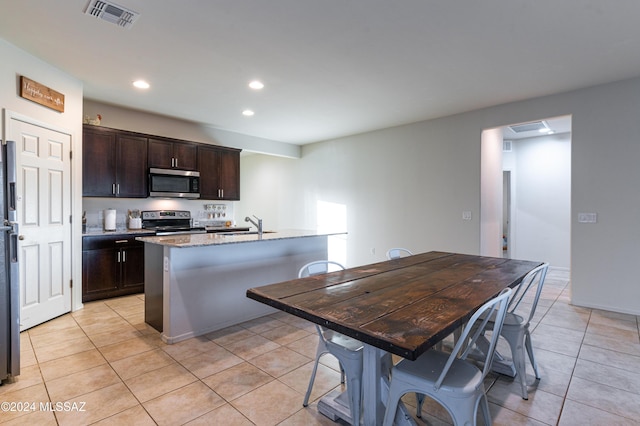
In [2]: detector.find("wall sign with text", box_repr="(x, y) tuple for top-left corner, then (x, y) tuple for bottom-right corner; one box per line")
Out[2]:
(19, 76), (65, 113)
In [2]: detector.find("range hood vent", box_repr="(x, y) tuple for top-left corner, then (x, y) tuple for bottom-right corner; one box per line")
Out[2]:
(509, 121), (548, 133)
(84, 0), (139, 29)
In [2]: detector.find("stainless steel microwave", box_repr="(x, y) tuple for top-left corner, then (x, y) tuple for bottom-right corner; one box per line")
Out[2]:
(148, 168), (200, 198)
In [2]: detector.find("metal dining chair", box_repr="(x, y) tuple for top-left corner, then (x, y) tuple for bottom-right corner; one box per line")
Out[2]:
(298, 261), (364, 426)
(383, 288), (512, 426)
(386, 248), (413, 259)
(477, 262), (549, 399)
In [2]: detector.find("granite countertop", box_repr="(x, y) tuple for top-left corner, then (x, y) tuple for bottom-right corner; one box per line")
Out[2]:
(205, 226), (251, 233)
(136, 229), (345, 248)
(83, 228), (156, 237)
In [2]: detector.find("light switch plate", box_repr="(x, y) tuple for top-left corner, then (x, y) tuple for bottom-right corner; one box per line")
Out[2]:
(578, 213), (597, 223)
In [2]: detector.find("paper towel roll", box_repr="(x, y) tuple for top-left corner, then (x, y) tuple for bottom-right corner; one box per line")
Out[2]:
(104, 209), (116, 231)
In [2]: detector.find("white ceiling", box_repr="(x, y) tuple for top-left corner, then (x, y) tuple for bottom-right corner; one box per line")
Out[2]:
(1, 1), (638, 144)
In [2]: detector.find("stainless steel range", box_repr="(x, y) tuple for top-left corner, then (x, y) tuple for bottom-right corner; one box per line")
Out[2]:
(141, 210), (206, 235)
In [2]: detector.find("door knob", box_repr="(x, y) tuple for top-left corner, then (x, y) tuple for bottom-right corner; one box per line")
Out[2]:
(18, 235), (24, 240)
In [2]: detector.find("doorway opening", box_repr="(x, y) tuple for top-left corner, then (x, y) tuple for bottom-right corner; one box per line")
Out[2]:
(481, 115), (571, 270)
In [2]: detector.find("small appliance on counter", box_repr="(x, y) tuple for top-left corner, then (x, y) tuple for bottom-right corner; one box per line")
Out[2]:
(128, 209), (142, 229)
(104, 208), (116, 231)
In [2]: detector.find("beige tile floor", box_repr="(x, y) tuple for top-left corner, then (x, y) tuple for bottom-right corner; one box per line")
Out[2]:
(1, 268), (639, 425)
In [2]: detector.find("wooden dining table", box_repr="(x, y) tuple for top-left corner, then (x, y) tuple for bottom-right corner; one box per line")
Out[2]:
(246, 251), (543, 425)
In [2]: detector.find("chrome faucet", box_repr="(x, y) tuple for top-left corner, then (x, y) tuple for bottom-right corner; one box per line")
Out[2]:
(245, 215), (263, 234)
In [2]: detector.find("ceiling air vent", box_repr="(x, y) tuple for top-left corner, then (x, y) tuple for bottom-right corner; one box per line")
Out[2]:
(84, 0), (140, 29)
(509, 121), (548, 133)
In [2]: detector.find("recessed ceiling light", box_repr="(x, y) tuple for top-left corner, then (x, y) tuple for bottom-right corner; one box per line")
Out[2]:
(133, 80), (150, 89)
(242, 109), (255, 116)
(248, 80), (264, 90)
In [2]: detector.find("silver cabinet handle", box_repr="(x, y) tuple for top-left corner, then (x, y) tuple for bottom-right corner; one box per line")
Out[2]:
(122, 250), (126, 262)
(116, 183), (120, 195)
(117, 252), (121, 263)
(221, 189), (224, 198)
(112, 183), (116, 195)
(175, 158), (178, 168)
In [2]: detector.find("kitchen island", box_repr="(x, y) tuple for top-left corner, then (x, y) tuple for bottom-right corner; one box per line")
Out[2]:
(137, 230), (342, 344)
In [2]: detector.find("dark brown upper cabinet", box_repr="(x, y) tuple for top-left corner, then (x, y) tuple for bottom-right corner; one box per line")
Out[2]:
(148, 138), (198, 170)
(198, 145), (240, 200)
(82, 125), (148, 198)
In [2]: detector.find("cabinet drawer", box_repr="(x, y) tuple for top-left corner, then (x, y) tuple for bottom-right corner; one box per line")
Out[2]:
(83, 235), (144, 250)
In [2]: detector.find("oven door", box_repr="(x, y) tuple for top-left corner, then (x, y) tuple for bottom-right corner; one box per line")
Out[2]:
(149, 168), (200, 198)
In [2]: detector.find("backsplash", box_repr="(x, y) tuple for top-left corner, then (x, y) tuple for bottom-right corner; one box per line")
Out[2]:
(83, 198), (235, 231)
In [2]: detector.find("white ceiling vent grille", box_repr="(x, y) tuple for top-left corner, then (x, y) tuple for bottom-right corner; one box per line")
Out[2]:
(84, 0), (139, 29)
(509, 121), (548, 133)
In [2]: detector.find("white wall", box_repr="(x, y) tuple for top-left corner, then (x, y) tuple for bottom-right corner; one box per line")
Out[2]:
(76, 65), (640, 316)
(238, 77), (640, 315)
(509, 133), (571, 268)
(0, 39), (84, 310)
(238, 115), (482, 267)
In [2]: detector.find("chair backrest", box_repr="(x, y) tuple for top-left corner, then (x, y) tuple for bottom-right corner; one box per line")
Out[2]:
(434, 287), (512, 390)
(507, 263), (549, 324)
(298, 261), (347, 339)
(298, 260), (346, 278)
(386, 248), (413, 260)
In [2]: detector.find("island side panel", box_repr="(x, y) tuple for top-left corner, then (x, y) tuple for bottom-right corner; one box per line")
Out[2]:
(144, 243), (164, 332)
(162, 235), (328, 343)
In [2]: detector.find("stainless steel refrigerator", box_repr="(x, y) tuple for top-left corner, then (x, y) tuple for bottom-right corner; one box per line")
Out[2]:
(0, 140), (19, 384)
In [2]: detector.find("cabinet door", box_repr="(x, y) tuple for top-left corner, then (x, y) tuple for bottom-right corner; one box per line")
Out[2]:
(217, 149), (240, 200)
(148, 138), (174, 169)
(83, 127), (116, 196)
(197, 145), (220, 199)
(116, 134), (148, 197)
(148, 139), (198, 170)
(120, 243), (145, 290)
(173, 142), (198, 170)
(198, 146), (240, 200)
(82, 248), (119, 302)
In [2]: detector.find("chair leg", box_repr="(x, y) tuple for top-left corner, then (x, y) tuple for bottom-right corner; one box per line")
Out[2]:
(506, 332), (529, 400)
(303, 358), (321, 407)
(345, 370), (362, 426)
(479, 394), (492, 426)
(382, 382), (403, 426)
(416, 393), (425, 418)
(524, 330), (540, 379)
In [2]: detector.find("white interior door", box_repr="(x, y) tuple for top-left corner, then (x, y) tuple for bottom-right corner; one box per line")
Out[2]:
(7, 115), (72, 330)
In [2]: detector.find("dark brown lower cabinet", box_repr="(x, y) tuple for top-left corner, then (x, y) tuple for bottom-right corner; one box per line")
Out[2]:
(82, 235), (145, 302)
